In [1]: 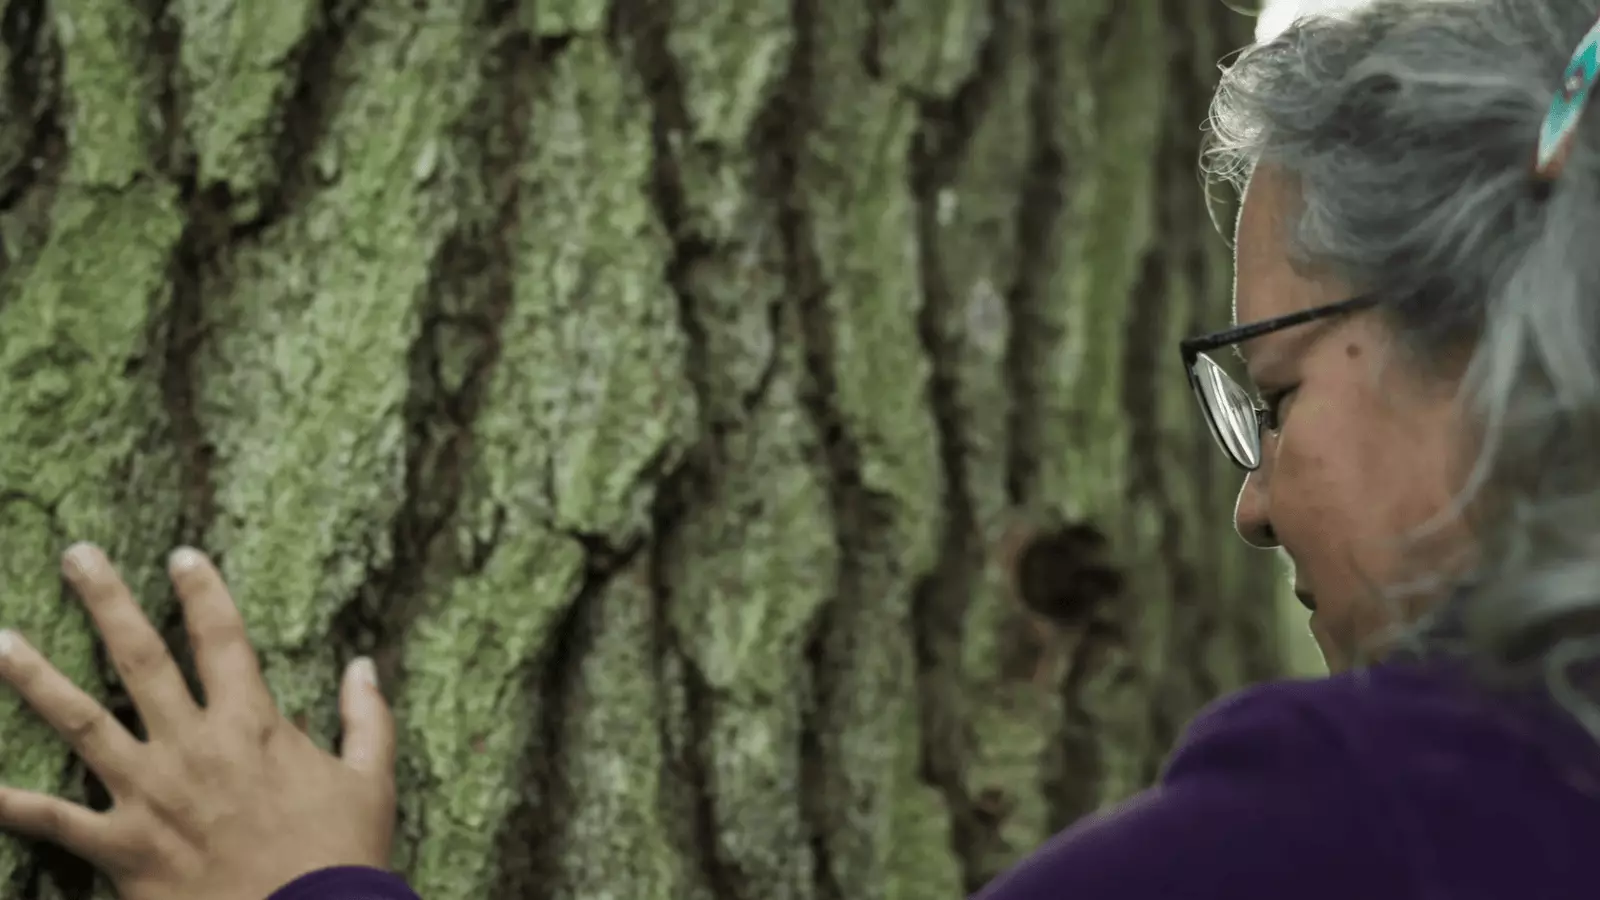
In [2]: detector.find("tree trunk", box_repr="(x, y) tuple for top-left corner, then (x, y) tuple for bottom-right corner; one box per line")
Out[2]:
(0, 0), (1282, 898)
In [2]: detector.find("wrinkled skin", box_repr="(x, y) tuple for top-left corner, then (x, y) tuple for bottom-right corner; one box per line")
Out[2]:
(1230, 167), (1473, 671)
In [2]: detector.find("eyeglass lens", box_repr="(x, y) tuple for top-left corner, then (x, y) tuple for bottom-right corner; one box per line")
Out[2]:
(1190, 354), (1262, 470)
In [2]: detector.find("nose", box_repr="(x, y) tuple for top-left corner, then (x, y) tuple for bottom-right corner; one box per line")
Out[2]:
(1234, 470), (1279, 548)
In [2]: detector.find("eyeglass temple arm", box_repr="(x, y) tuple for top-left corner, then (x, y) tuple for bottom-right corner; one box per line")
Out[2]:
(1179, 293), (1381, 358)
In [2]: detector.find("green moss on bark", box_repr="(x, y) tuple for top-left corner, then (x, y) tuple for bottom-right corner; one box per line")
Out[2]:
(0, 0), (184, 885)
(174, 0), (320, 220)
(396, 34), (695, 898)
(0, 1), (1275, 898)
(399, 531), (586, 896)
(197, 1), (486, 723)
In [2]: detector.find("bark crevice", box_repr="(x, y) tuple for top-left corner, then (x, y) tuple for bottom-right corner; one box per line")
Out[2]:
(0, 0), (62, 280)
(158, 183), (227, 559)
(327, 0), (533, 686)
(1041, 620), (1118, 830)
(905, 0), (1018, 890)
(0, 0), (55, 194)
(1027, 0), (1120, 838)
(643, 459), (743, 900)
(503, 534), (648, 899)
(747, 0), (859, 896)
(858, 0), (893, 80)
(1001, 0), (1073, 504)
(610, 0), (722, 438)
(0, 0), (1281, 894)
(251, 0), (370, 228)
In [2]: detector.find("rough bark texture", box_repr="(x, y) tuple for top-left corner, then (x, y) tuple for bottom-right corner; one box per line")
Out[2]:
(0, 0), (1280, 898)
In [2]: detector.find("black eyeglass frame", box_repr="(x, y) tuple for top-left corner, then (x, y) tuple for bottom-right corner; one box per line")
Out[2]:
(1178, 293), (1382, 471)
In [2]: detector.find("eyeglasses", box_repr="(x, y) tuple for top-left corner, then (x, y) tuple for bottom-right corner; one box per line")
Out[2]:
(1179, 294), (1380, 471)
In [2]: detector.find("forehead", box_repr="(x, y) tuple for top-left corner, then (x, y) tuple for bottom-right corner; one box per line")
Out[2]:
(1231, 168), (1349, 354)
(1233, 169), (1295, 324)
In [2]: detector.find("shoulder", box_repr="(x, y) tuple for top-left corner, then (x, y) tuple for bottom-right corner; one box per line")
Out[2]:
(1160, 670), (1355, 784)
(1156, 668), (1419, 870)
(976, 672), (1414, 900)
(1164, 661), (1600, 896)
(1161, 661), (1479, 783)
(978, 662), (1600, 900)
(1165, 660), (1590, 794)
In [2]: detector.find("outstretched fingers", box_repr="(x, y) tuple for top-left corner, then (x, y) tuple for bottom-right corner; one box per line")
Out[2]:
(61, 544), (197, 735)
(338, 658), (396, 784)
(167, 548), (272, 713)
(0, 630), (143, 788)
(0, 786), (125, 866)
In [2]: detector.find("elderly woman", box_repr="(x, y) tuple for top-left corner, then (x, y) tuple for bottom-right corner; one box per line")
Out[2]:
(4, 0), (1600, 898)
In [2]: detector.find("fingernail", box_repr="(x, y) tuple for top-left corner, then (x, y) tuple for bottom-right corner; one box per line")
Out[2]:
(63, 543), (98, 578)
(350, 657), (378, 689)
(0, 630), (17, 657)
(169, 547), (204, 572)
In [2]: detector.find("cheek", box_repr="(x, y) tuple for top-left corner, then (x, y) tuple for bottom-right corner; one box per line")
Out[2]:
(1270, 378), (1425, 551)
(1265, 414), (1348, 542)
(1265, 398), (1400, 616)
(1267, 381), (1464, 656)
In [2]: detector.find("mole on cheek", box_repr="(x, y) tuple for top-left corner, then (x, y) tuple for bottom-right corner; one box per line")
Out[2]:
(1345, 342), (1361, 359)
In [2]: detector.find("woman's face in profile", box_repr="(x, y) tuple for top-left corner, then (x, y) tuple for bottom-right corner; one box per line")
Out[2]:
(1229, 169), (1474, 671)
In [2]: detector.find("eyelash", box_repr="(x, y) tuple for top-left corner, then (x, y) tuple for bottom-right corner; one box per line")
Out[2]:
(1259, 385), (1297, 432)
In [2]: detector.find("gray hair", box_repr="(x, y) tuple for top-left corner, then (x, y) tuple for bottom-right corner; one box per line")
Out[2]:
(1204, 0), (1600, 727)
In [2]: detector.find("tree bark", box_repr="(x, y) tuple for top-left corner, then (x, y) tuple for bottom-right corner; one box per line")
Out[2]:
(0, 0), (1281, 898)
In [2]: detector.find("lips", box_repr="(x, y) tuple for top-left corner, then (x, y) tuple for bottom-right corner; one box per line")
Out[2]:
(1293, 588), (1316, 611)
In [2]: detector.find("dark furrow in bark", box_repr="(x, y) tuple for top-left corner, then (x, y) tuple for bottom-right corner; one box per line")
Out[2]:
(0, 0), (53, 186)
(33, 2), (213, 894)
(643, 490), (718, 900)
(745, 0), (863, 896)
(505, 533), (645, 900)
(148, 181), (229, 712)
(156, 138), (228, 608)
(904, 0), (1016, 891)
(1119, 25), (1192, 754)
(1124, 0), (1239, 773)
(610, 0), (716, 440)
(1000, 0), (1070, 505)
(1026, 0), (1113, 839)
(0, 0), (63, 302)
(906, 187), (989, 891)
(313, 4), (538, 883)
(907, 1), (1010, 187)
(146, 0), (183, 174)
(607, 0), (750, 896)
(1039, 619), (1121, 833)
(142, 0), (374, 720)
(249, 0), (370, 229)
(858, 0), (892, 80)
(322, 0), (538, 795)
(1123, 243), (1191, 775)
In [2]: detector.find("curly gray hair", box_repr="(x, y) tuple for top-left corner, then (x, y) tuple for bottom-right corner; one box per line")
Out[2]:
(1204, 0), (1600, 724)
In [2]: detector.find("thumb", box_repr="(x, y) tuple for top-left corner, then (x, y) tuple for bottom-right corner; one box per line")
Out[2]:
(339, 657), (396, 779)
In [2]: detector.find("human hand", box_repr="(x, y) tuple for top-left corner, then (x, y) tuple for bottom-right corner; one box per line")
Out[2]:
(0, 544), (397, 900)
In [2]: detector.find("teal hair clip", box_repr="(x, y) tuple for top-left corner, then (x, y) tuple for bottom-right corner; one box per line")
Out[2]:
(1536, 13), (1600, 180)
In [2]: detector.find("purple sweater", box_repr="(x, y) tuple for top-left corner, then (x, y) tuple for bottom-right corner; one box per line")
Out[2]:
(270, 661), (1600, 900)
